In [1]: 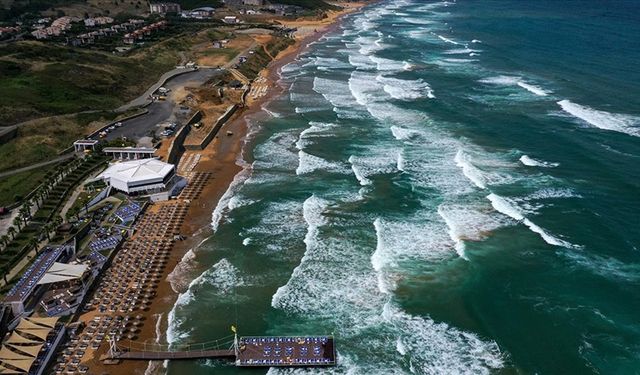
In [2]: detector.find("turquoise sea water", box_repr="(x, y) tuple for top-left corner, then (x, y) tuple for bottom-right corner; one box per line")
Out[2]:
(165, 1), (640, 374)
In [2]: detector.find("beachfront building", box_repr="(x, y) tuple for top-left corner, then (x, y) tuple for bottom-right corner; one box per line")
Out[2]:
(97, 158), (180, 201)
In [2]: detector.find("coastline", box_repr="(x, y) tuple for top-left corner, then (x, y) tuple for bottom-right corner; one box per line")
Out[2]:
(118, 5), (366, 375)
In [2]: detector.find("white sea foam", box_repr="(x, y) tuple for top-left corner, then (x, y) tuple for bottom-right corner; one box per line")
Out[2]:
(396, 151), (405, 172)
(295, 121), (335, 149)
(557, 100), (640, 137)
(261, 104), (283, 118)
(454, 149), (488, 189)
(526, 188), (581, 200)
(436, 34), (462, 45)
(369, 55), (408, 71)
(390, 125), (424, 141)
(296, 151), (347, 175)
(437, 204), (508, 261)
(487, 193), (578, 248)
(313, 76), (361, 110)
(480, 75), (550, 96)
(517, 82), (549, 96)
(348, 152), (400, 186)
(268, 194), (504, 374)
(271, 195), (328, 308)
(211, 166), (251, 232)
(444, 48), (480, 55)
(167, 258), (246, 345)
(519, 155), (559, 168)
(308, 56), (351, 70)
(378, 76), (435, 100)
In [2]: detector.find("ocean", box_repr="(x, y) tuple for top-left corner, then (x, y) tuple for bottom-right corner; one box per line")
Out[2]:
(164, 1), (640, 374)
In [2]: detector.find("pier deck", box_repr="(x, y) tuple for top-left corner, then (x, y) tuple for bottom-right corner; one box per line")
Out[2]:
(237, 336), (336, 367)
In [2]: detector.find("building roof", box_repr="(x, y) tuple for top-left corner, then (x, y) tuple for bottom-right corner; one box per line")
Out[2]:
(99, 159), (174, 185)
(37, 262), (88, 285)
(3, 247), (66, 303)
(102, 147), (155, 153)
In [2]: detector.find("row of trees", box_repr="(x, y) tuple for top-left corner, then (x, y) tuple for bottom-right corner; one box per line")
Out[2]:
(0, 158), (83, 254)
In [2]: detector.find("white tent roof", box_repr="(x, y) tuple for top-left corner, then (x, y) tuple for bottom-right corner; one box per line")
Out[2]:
(98, 159), (174, 185)
(37, 262), (88, 285)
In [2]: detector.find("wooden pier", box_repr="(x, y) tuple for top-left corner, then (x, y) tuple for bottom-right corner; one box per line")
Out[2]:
(104, 335), (336, 367)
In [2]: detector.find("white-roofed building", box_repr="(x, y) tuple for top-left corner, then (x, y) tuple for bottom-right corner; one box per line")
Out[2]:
(97, 158), (179, 201)
(37, 263), (88, 285)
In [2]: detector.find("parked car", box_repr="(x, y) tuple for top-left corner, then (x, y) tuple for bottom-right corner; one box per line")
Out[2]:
(115, 122), (123, 127)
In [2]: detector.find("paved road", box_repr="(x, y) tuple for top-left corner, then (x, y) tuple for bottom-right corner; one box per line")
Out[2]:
(106, 68), (223, 142)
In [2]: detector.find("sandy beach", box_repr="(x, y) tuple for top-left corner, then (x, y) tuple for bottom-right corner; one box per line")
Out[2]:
(82, 4), (369, 375)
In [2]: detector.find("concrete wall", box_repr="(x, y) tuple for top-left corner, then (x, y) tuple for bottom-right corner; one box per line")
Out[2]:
(166, 111), (201, 165)
(0, 126), (17, 145)
(184, 105), (238, 151)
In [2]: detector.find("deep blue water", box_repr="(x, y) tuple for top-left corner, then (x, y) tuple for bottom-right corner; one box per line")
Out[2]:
(164, 1), (640, 374)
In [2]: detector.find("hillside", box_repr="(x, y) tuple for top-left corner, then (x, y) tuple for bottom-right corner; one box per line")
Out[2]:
(0, 41), (181, 124)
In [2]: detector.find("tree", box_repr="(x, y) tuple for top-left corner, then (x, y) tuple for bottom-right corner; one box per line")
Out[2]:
(43, 223), (51, 241)
(19, 206), (30, 225)
(13, 216), (22, 231)
(7, 226), (16, 240)
(0, 265), (8, 284)
(28, 238), (39, 254)
(0, 235), (8, 248)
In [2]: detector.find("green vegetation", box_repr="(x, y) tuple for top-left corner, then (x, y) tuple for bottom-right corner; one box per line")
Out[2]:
(275, 0), (337, 10)
(266, 36), (295, 58)
(0, 42), (180, 125)
(0, 0), (76, 21)
(0, 155), (108, 273)
(66, 188), (102, 221)
(0, 164), (55, 207)
(237, 36), (294, 80)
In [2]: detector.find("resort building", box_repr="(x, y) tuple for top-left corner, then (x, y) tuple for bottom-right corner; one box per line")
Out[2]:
(97, 158), (180, 201)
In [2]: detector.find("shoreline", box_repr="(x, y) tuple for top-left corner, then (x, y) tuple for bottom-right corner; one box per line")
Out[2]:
(118, 5), (366, 375)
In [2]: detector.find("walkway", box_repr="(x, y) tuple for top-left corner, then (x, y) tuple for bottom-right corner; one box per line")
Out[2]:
(109, 349), (235, 360)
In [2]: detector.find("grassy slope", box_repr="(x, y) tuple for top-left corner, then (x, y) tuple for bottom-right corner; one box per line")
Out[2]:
(0, 164), (53, 206)
(0, 41), (179, 124)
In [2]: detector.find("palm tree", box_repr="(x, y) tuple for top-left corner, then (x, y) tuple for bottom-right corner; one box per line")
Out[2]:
(7, 226), (16, 240)
(0, 265), (8, 285)
(42, 223), (51, 241)
(19, 207), (29, 225)
(34, 189), (44, 209)
(13, 216), (22, 231)
(28, 238), (39, 254)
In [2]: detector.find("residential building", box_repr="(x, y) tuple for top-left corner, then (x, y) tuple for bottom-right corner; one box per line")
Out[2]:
(149, 2), (181, 14)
